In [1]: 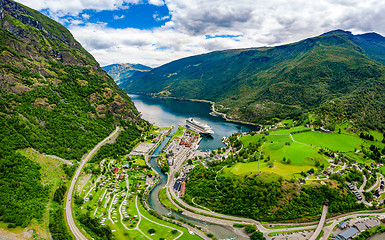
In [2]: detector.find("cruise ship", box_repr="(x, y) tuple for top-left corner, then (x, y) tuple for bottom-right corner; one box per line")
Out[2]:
(186, 118), (214, 135)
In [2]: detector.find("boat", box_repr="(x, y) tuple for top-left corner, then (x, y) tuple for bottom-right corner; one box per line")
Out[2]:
(186, 118), (214, 135)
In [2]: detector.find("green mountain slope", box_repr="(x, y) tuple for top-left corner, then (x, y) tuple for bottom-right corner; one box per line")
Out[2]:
(0, 0), (146, 232)
(127, 30), (385, 130)
(0, 0), (144, 159)
(102, 63), (151, 89)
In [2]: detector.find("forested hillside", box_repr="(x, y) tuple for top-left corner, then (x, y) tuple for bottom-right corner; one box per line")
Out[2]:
(0, 0), (146, 233)
(126, 30), (385, 130)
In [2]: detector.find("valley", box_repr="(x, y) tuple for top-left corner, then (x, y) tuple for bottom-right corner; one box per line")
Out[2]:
(2, 0), (385, 240)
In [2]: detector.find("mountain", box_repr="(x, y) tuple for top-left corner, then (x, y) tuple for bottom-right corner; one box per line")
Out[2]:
(0, 0), (145, 232)
(102, 63), (151, 89)
(0, 0), (144, 159)
(127, 29), (385, 130)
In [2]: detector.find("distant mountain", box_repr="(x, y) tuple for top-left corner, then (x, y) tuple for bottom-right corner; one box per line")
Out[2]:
(102, 63), (152, 89)
(126, 30), (385, 130)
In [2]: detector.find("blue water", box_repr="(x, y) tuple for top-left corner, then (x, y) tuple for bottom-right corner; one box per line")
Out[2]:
(129, 94), (258, 151)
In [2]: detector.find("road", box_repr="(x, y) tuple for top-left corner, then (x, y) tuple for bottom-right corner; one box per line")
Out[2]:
(308, 205), (328, 240)
(366, 173), (383, 192)
(66, 127), (120, 240)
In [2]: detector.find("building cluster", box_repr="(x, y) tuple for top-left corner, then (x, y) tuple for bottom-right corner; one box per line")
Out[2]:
(164, 129), (200, 167)
(173, 165), (194, 198)
(346, 182), (362, 201)
(335, 218), (381, 240)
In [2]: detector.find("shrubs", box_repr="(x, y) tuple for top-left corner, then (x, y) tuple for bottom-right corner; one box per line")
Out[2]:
(245, 225), (257, 233)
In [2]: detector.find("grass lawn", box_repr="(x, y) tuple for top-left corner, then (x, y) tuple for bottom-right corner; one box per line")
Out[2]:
(137, 203), (202, 240)
(159, 188), (179, 212)
(229, 160), (318, 179)
(175, 125), (185, 137)
(369, 130), (384, 142)
(269, 126), (309, 135)
(379, 166), (385, 176)
(292, 131), (363, 152)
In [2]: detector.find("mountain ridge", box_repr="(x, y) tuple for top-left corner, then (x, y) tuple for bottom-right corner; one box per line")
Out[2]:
(124, 29), (385, 130)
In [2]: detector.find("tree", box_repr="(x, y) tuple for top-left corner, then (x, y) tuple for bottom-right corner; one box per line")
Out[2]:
(148, 229), (156, 234)
(315, 160), (320, 167)
(188, 159), (193, 165)
(250, 231), (266, 240)
(286, 158), (291, 165)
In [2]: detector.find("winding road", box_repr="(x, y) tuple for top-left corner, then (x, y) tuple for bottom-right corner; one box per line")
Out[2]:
(66, 126), (120, 240)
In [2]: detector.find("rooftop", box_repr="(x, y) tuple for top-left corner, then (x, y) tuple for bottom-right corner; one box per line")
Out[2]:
(338, 227), (359, 240)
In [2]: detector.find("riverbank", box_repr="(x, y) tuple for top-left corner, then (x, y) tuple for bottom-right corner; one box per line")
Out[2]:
(129, 92), (261, 128)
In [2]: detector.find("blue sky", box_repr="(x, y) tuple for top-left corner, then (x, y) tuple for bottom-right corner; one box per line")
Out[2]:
(16, 0), (385, 67)
(42, 2), (171, 30)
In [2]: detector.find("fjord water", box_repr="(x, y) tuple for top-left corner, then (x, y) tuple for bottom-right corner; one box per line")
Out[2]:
(129, 94), (258, 150)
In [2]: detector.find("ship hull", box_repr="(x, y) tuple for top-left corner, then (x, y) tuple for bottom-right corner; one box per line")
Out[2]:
(186, 118), (214, 135)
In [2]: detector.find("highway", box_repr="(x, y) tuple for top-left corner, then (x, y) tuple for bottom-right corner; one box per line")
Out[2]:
(66, 127), (120, 240)
(308, 205), (328, 240)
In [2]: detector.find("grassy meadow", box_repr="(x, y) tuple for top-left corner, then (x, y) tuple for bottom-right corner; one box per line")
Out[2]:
(231, 127), (381, 179)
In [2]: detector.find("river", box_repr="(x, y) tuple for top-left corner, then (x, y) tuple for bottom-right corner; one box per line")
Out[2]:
(130, 94), (255, 239)
(369, 232), (385, 240)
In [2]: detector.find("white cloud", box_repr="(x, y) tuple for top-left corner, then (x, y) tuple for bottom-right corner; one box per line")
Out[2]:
(148, 0), (164, 7)
(82, 13), (90, 20)
(113, 14), (125, 20)
(16, 0), (385, 67)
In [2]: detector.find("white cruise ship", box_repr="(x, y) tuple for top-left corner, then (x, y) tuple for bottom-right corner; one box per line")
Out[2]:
(186, 118), (214, 135)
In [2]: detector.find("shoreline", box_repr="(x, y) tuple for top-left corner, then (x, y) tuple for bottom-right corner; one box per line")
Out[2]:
(129, 92), (262, 128)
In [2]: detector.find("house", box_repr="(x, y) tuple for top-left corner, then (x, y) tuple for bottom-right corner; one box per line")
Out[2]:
(113, 167), (119, 173)
(118, 175), (124, 180)
(338, 221), (348, 230)
(174, 180), (182, 192)
(122, 164), (130, 169)
(179, 182), (186, 197)
(374, 190), (380, 198)
(299, 178), (306, 184)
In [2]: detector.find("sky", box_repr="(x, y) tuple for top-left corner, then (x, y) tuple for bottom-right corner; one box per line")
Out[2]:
(16, 0), (385, 67)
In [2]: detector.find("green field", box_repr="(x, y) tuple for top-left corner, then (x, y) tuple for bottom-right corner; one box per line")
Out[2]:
(236, 128), (384, 178)
(229, 160), (318, 179)
(110, 197), (201, 240)
(270, 126), (309, 135)
(175, 125), (185, 137)
(237, 131), (329, 178)
(292, 131), (363, 152)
